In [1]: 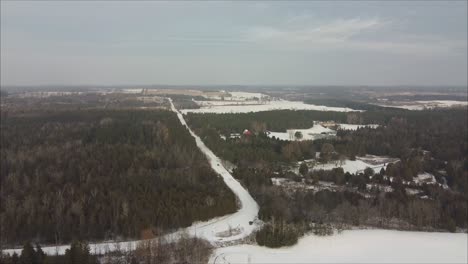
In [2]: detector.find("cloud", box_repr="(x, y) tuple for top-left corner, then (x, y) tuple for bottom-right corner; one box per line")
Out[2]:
(245, 17), (466, 55)
(246, 18), (383, 44)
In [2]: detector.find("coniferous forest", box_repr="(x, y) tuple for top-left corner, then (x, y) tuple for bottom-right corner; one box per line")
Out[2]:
(0, 109), (237, 246)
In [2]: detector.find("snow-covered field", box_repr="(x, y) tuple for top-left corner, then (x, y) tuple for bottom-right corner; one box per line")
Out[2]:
(377, 100), (468, 110)
(267, 124), (336, 141)
(209, 230), (467, 264)
(182, 99), (359, 114)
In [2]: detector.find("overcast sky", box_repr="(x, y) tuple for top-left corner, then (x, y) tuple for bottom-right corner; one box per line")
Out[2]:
(1, 1), (467, 86)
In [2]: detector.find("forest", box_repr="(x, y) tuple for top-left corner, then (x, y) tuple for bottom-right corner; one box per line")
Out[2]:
(186, 108), (466, 167)
(0, 109), (237, 246)
(187, 110), (348, 133)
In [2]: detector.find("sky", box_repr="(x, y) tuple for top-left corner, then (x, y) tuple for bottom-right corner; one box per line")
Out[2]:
(1, 1), (467, 86)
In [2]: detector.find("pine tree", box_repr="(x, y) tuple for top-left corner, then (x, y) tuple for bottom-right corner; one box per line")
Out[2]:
(19, 242), (36, 264)
(299, 162), (308, 176)
(35, 244), (46, 264)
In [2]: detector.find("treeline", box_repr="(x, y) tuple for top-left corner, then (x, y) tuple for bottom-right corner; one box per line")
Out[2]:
(191, 129), (317, 167)
(0, 241), (98, 264)
(0, 236), (212, 264)
(0, 109), (236, 245)
(232, 167), (467, 247)
(1, 94), (168, 113)
(187, 110), (348, 133)
(329, 111), (467, 193)
(187, 108), (467, 191)
(303, 98), (389, 111)
(384, 94), (467, 101)
(166, 94), (203, 110)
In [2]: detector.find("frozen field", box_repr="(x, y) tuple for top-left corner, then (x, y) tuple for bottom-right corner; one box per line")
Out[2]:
(182, 99), (359, 114)
(209, 229), (468, 264)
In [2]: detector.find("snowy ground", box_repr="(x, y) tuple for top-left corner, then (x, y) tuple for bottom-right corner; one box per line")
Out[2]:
(311, 156), (399, 175)
(182, 99), (359, 114)
(313, 160), (385, 174)
(415, 172), (437, 185)
(2, 99), (261, 256)
(209, 229), (467, 264)
(271, 178), (346, 193)
(266, 124), (336, 141)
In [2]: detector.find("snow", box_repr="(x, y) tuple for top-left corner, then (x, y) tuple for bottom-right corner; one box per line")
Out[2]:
(267, 125), (336, 141)
(366, 184), (393, 193)
(121, 88), (143, 94)
(414, 172), (437, 185)
(405, 188), (422, 195)
(228, 92), (268, 100)
(271, 178), (343, 193)
(2, 98), (261, 257)
(271, 178), (288, 186)
(377, 100), (468, 110)
(201, 91), (269, 101)
(313, 158), (394, 175)
(181, 99), (359, 114)
(267, 131), (294, 141)
(209, 230), (468, 264)
(338, 124), (379, 130)
(194, 100), (256, 106)
(266, 123), (380, 141)
(166, 98), (260, 243)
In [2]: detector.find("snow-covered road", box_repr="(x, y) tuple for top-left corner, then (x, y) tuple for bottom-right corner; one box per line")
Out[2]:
(2, 99), (260, 256)
(167, 98), (260, 243)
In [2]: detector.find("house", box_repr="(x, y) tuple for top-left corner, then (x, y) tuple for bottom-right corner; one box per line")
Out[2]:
(319, 121), (337, 129)
(230, 133), (241, 139)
